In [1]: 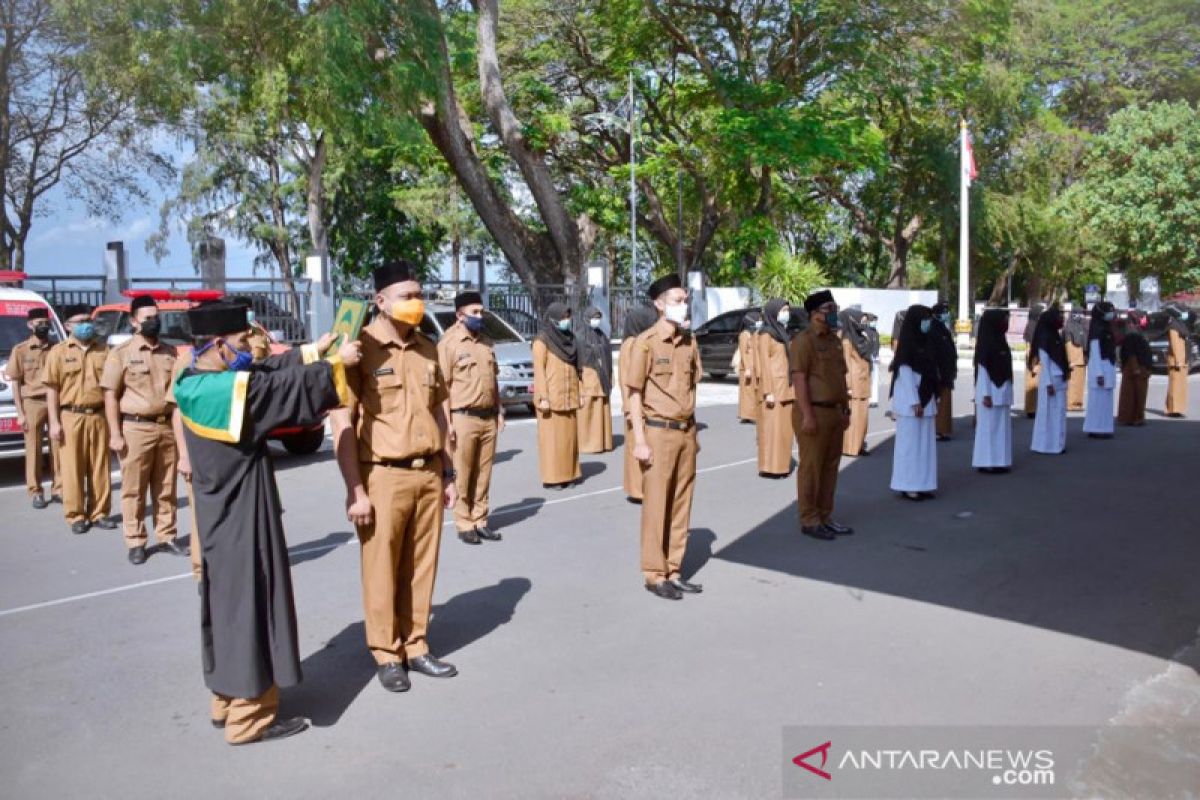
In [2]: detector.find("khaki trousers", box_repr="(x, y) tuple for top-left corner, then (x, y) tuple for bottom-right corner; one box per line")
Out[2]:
(1066, 365), (1086, 411)
(451, 413), (497, 532)
(21, 397), (61, 498)
(1166, 368), (1188, 415)
(211, 684), (278, 745)
(639, 425), (697, 585)
(757, 399), (794, 475)
(356, 461), (444, 664)
(843, 397), (868, 455)
(185, 475), (202, 581)
(936, 387), (953, 437)
(1024, 362), (1040, 416)
(577, 395), (614, 453)
(1117, 368), (1149, 425)
(795, 406), (844, 527)
(60, 410), (111, 524)
(622, 417), (642, 501)
(118, 420), (178, 547)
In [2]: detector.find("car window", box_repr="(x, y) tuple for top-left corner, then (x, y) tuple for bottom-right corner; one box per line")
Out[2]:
(158, 311), (193, 345)
(704, 311), (742, 334)
(1, 315), (34, 354)
(94, 310), (131, 338)
(421, 312), (443, 340)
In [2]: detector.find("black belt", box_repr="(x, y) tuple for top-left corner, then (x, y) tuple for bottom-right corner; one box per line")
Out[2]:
(810, 401), (844, 409)
(645, 417), (694, 432)
(370, 456), (438, 470)
(122, 412), (170, 425)
(62, 405), (102, 415)
(452, 407), (499, 419)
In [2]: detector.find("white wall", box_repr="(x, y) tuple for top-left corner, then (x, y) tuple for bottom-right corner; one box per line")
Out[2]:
(828, 288), (939, 340)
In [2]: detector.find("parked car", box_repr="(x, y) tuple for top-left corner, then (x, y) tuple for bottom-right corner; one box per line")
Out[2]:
(1145, 309), (1200, 373)
(693, 306), (807, 380)
(417, 305), (536, 411)
(0, 275), (66, 457)
(488, 305), (539, 338)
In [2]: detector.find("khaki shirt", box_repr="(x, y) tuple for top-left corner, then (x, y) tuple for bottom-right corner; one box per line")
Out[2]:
(790, 326), (849, 406)
(7, 336), (53, 398)
(737, 330), (757, 381)
(100, 335), (179, 416)
(437, 322), (498, 411)
(532, 339), (580, 411)
(756, 333), (795, 402)
(43, 337), (109, 408)
(842, 336), (872, 399)
(624, 319), (701, 421)
(618, 338), (637, 411)
(345, 317), (448, 463)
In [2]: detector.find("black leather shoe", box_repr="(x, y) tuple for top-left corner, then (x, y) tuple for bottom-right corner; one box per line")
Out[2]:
(475, 526), (502, 541)
(211, 718), (225, 729)
(669, 578), (703, 594)
(458, 528), (481, 545)
(801, 525), (836, 541)
(128, 546), (147, 565)
(31, 494), (48, 510)
(376, 662), (411, 692)
(70, 521), (90, 535)
(50, 494), (63, 504)
(164, 538), (190, 557)
(917, 491), (936, 500)
(92, 517), (118, 530)
(232, 716), (309, 745)
(645, 581), (683, 600)
(823, 521), (854, 536)
(936, 434), (951, 442)
(407, 654), (458, 678)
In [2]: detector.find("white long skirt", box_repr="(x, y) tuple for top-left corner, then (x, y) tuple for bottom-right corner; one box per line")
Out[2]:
(973, 404), (1013, 468)
(890, 415), (937, 492)
(1082, 387), (1114, 434)
(1031, 384), (1067, 454)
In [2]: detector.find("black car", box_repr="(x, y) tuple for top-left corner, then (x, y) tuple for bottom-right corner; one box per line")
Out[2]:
(1145, 310), (1200, 373)
(693, 306), (807, 380)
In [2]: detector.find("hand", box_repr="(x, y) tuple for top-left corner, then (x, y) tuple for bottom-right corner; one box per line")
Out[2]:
(800, 415), (817, 434)
(49, 421), (63, 444)
(1097, 376), (1105, 387)
(337, 339), (362, 367)
(497, 413), (506, 434)
(178, 455), (192, 478)
(539, 398), (550, 411)
(982, 396), (993, 409)
(634, 442), (652, 464)
(315, 332), (338, 355)
(840, 413), (851, 431)
(447, 426), (457, 447)
(346, 488), (374, 527)
(442, 478), (457, 510)
(1047, 385), (1056, 397)
(913, 404), (924, 417)
(765, 393), (776, 409)
(110, 435), (126, 455)
(16, 415), (26, 432)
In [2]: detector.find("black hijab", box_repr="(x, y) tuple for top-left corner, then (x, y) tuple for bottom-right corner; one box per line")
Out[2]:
(974, 308), (1013, 389)
(1121, 313), (1153, 369)
(742, 309), (763, 332)
(761, 298), (791, 345)
(1165, 305), (1191, 340)
(1086, 302), (1116, 364)
(622, 305), (658, 340)
(578, 306), (613, 396)
(928, 302), (958, 389)
(889, 305), (940, 407)
(1031, 305), (1070, 378)
(840, 307), (873, 360)
(1064, 312), (1088, 348)
(891, 308), (907, 347)
(536, 301), (578, 367)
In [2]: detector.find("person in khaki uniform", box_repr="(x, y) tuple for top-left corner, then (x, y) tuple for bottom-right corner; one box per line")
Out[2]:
(101, 295), (187, 565)
(791, 290), (852, 541)
(332, 260), (460, 694)
(438, 290), (505, 546)
(619, 306), (659, 503)
(1164, 307), (1190, 417)
(626, 274), (703, 601)
(755, 298), (795, 477)
(6, 306), (62, 508)
(735, 311), (762, 423)
(839, 307), (873, 457)
(577, 306), (614, 453)
(532, 302), (582, 488)
(1117, 311), (1152, 426)
(1064, 311), (1087, 411)
(44, 305), (116, 535)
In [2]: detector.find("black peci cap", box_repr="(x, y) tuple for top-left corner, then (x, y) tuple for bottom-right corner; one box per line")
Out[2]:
(803, 290), (834, 314)
(187, 302), (248, 336)
(373, 260), (419, 293)
(454, 290), (483, 309)
(647, 273), (683, 300)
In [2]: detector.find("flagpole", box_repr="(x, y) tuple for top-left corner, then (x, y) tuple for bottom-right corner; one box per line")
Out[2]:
(957, 118), (971, 346)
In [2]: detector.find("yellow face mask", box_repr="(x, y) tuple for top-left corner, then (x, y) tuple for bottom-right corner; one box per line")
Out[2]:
(390, 298), (425, 327)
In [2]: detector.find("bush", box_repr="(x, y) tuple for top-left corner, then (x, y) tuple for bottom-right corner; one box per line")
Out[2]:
(751, 246), (830, 303)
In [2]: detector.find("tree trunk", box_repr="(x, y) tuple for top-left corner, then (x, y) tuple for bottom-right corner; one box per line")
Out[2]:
(938, 228), (950, 300)
(451, 235), (461, 284)
(988, 252), (1020, 306)
(266, 154), (301, 322)
(304, 133), (328, 257)
(884, 214), (922, 289)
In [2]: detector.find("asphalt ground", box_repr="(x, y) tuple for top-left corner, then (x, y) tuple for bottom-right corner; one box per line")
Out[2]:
(0, 368), (1197, 798)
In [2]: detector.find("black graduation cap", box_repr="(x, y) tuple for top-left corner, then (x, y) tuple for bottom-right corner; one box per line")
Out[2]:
(803, 289), (834, 313)
(187, 302), (248, 336)
(647, 273), (683, 300)
(130, 295), (157, 315)
(455, 290), (483, 309)
(61, 303), (92, 320)
(27, 306), (49, 321)
(373, 259), (419, 293)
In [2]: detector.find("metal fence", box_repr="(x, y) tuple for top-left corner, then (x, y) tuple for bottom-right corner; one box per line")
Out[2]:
(129, 277), (312, 343)
(469, 283), (651, 339)
(23, 275), (107, 314)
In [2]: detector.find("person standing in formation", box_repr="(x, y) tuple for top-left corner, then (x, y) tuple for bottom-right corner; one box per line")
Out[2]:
(889, 306), (940, 501)
(1116, 311), (1152, 426)
(619, 306), (660, 503)
(625, 274), (702, 601)
(1164, 306), (1190, 418)
(839, 307), (872, 457)
(1082, 302), (1117, 439)
(972, 308), (1014, 474)
(755, 298), (795, 478)
(735, 311), (762, 423)
(5, 306), (62, 509)
(1023, 303), (1046, 418)
(437, 290), (505, 546)
(577, 306), (614, 454)
(864, 312), (881, 408)
(1064, 310), (1088, 412)
(532, 302), (582, 489)
(929, 302), (957, 441)
(1030, 306), (1070, 455)
(791, 290), (852, 540)
(101, 294), (187, 565)
(43, 305), (116, 535)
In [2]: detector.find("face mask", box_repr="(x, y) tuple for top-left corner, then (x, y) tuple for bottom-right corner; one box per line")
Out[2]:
(777, 311), (791, 326)
(1181, 312), (1190, 321)
(139, 317), (161, 338)
(919, 319), (932, 335)
(390, 298), (425, 327)
(754, 320), (763, 330)
(664, 302), (688, 326)
(556, 318), (572, 332)
(73, 322), (96, 341)
(825, 313), (839, 330)
(33, 323), (50, 340)
(463, 314), (484, 333)
(246, 310), (256, 325)
(865, 321), (876, 329)
(222, 341), (254, 372)
(588, 318), (603, 329)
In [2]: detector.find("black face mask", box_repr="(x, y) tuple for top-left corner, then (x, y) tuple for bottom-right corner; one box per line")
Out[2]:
(33, 323), (50, 340)
(139, 318), (161, 338)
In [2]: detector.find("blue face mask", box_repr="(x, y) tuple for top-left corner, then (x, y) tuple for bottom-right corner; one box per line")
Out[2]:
(72, 322), (96, 341)
(246, 310), (256, 325)
(224, 345), (254, 371)
(556, 319), (571, 332)
(825, 313), (839, 330)
(463, 314), (484, 333)
(919, 319), (932, 334)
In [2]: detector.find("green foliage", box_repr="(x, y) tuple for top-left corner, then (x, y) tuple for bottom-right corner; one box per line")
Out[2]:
(749, 247), (830, 304)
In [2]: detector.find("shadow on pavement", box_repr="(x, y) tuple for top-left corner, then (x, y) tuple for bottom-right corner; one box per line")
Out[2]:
(493, 448), (522, 465)
(491, 497), (545, 528)
(289, 531), (354, 566)
(287, 622), (373, 727)
(715, 415), (1200, 665)
(579, 460), (608, 482)
(681, 528), (717, 582)
(429, 577), (532, 658)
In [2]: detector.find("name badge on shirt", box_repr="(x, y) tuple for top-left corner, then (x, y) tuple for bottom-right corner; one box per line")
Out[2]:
(655, 358), (671, 365)
(373, 367), (395, 377)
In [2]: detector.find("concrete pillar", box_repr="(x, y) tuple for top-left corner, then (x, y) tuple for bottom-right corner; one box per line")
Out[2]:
(305, 254), (333, 342)
(197, 235), (226, 293)
(104, 241), (127, 303)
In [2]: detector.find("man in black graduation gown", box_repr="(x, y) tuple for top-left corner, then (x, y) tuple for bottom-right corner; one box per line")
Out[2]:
(171, 301), (359, 745)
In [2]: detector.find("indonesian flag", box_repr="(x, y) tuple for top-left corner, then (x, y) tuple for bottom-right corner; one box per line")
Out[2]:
(963, 125), (978, 186)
